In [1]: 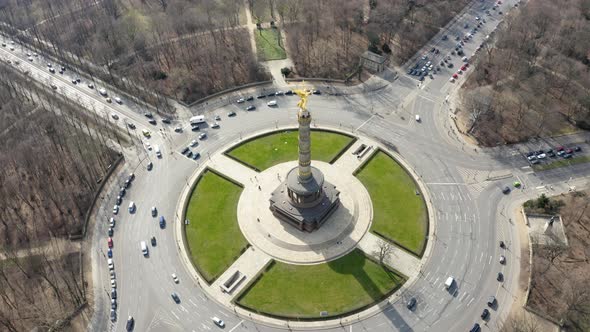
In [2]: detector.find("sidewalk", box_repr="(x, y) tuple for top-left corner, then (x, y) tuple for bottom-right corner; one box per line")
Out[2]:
(357, 232), (421, 279)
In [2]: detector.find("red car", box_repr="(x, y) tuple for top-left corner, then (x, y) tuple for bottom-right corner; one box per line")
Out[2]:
(556, 146), (564, 152)
(452, 73), (459, 79)
(565, 148), (573, 154)
(465, 63), (470, 68)
(107, 237), (113, 248)
(461, 65), (467, 71)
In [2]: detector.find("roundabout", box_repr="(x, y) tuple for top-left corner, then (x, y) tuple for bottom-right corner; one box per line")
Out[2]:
(177, 91), (431, 324)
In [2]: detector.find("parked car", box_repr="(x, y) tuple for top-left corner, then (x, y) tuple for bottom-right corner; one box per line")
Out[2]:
(499, 256), (506, 264)
(151, 206), (157, 217)
(212, 317), (225, 328)
(171, 292), (180, 303)
(481, 308), (489, 319)
(199, 133), (206, 140)
(211, 122), (220, 129)
(147, 162), (153, 171)
(246, 105), (256, 111)
(151, 236), (157, 246)
(227, 111), (236, 117)
(159, 216), (166, 229)
(172, 273), (179, 283)
(126, 316), (134, 331)
(113, 205), (119, 214)
(406, 297), (417, 310)
(107, 237), (113, 248)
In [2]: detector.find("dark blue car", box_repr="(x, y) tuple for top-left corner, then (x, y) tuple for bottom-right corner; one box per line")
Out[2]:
(159, 216), (166, 229)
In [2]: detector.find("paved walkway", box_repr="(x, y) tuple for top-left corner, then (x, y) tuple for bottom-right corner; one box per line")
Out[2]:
(332, 137), (376, 173)
(357, 232), (421, 278)
(208, 154), (258, 186)
(209, 247), (272, 305)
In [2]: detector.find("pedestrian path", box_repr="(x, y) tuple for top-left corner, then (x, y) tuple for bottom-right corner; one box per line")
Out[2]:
(357, 232), (421, 279)
(208, 154), (259, 186)
(209, 247), (272, 305)
(332, 137), (376, 174)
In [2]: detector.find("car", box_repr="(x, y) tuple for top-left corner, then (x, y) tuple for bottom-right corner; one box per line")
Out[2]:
(464, 23), (469, 28)
(214, 115), (221, 121)
(212, 317), (225, 328)
(144, 112), (153, 118)
(563, 153), (573, 159)
(107, 248), (113, 258)
(527, 155), (537, 161)
(174, 126), (182, 132)
(8, 46), (13, 50)
(161, 118), (171, 124)
(119, 188), (126, 197)
(452, 73), (458, 79)
(171, 292), (180, 303)
(487, 296), (496, 307)
(480, 308), (489, 319)
(312, 89), (321, 95)
(111, 298), (117, 310)
(191, 125), (200, 132)
(267, 100), (277, 107)
(470, 323), (481, 332)
(151, 206), (157, 217)
(159, 216), (166, 228)
(186, 151), (193, 158)
(126, 316), (134, 331)
(460, 65), (467, 71)
(285, 90), (293, 95)
(128, 123), (136, 129)
(181, 147), (190, 155)
(106, 97), (112, 103)
(50, 83), (57, 90)
(27, 56), (33, 61)
(172, 273), (179, 283)
(237, 98), (245, 103)
(108, 259), (114, 271)
(113, 205), (119, 214)
(142, 129), (151, 137)
(110, 309), (116, 322)
(111, 113), (119, 120)
(211, 122), (220, 129)
(107, 237), (113, 248)
(500, 241), (506, 248)
(189, 140), (198, 148)
(110, 271), (116, 282)
(109, 217), (115, 227)
(148, 119), (157, 125)
(530, 159), (540, 164)
(448, 63), (454, 68)
(497, 272), (503, 281)
(267, 92), (276, 97)
(87, 83), (94, 89)
(257, 94), (266, 99)
(449, 77), (455, 82)
(246, 105), (256, 111)
(499, 255), (506, 264)
(502, 186), (510, 194)
(537, 153), (546, 159)
(147, 162), (153, 171)
(547, 151), (556, 157)
(246, 96), (254, 101)
(108, 227), (114, 236)
(114, 97), (122, 104)
(199, 133), (206, 140)
(565, 148), (573, 154)
(406, 297), (417, 310)
(419, 76), (424, 81)
(513, 181), (521, 188)
(227, 111), (236, 117)
(574, 146), (581, 152)
(151, 236), (156, 246)
(557, 150), (566, 156)
(111, 279), (116, 288)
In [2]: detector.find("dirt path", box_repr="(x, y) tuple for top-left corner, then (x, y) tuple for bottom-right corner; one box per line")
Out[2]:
(243, 0), (258, 58)
(0, 237), (80, 261)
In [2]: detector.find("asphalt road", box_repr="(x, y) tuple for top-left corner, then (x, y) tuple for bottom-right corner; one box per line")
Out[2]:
(1, 0), (589, 331)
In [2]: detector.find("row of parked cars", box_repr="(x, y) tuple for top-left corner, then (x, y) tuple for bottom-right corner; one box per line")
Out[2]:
(236, 89), (321, 110)
(526, 146), (581, 164)
(108, 172), (135, 323)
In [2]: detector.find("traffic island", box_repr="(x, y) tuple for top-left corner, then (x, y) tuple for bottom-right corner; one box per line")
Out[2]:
(236, 249), (405, 319)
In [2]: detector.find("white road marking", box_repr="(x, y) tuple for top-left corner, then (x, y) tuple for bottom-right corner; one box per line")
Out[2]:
(219, 311), (230, 318)
(467, 297), (475, 307)
(189, 299), (198, 307)
(228, 320), (244, 332)
(355, 114), (375, 131)
(489, 255), (492, 264)
(426, 182), (463, 185)
(171, 311), (180, 320)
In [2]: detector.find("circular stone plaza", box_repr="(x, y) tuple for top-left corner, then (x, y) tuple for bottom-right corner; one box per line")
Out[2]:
(175, 90), (432, 324)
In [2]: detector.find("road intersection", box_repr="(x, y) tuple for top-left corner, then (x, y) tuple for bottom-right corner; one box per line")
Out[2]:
(1, 0), (588, 331)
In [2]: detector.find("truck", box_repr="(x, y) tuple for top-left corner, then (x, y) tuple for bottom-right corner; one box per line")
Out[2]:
(189, 115), (205, 125)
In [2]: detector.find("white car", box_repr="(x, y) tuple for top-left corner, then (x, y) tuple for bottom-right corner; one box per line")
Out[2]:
(109, 217), (115, 227)
(111, 113), (119, 120)
(267, 100), (277, 107)
(110, 270), (116, 279)
(499, 255), (506, 264)
(536, 153), (546, 159)
(172, 274), (179, 283)
(212, 317), (225, 328)
(111, 279), (117, 288)
(114, 97), (122, 104)
(190, 139), (198, 147)
(174, 126), (183, 133)
(211, 122), (220, 129)
(236, 98), (245, 103)
(199, 133), (206, 140)
(113, 205), (119, 215)
(27, 56), (33, 61)
(108, 259), (114, 270)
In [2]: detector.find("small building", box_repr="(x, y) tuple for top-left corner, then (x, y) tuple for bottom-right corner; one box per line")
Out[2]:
(360, 51), (386, 73)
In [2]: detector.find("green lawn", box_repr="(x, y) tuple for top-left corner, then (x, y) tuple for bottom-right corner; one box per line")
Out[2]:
(227, 130), (353, 171)
(356, 151), (427, 256)
(532, 155), (590, 171)
(254, 28), (286, 61)
(237, 249), (404, 318)
(184, 171), (248, 283)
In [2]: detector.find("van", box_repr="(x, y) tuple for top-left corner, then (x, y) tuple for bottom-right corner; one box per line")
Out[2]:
(155, 146), (161, 158)
(141, 241), (148, 256)
(445, 277), (454, 289)
(128, 201), (135, 213)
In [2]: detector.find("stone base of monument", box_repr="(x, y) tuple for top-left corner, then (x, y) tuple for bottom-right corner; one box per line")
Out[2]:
(237, 161), (373, 265)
